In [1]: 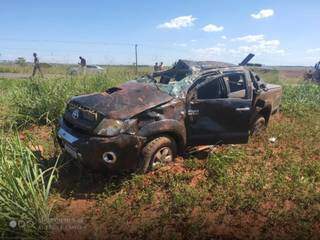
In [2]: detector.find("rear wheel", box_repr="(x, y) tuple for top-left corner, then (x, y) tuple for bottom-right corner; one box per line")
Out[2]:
(139, 136), (177, 173)
(251, 115), (266, 136)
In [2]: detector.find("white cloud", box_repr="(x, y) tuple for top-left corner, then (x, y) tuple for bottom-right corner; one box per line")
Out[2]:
(173, 43), (188, 47)
(193, 35), (284, 60)
(216, 43), (225, 47)
(260, 40), (280, 47)
(221, 35), (227, 40)
(251, 9), (274, 19)
(193, 46), (227, 60)
(201, 24), (224, 32)
(230, 34), (283, 55)
(233, 40), (284, 55)
(232, 34), (265, 43)
(157, 15), (197, 29)
(190, 39), (197, 42)
(307, 48), (320, 54)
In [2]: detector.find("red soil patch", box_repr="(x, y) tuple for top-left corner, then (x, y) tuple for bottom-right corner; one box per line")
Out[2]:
(50, 199), (95, 240)
(19, 124), (52, 142)
(190, 169), (206, 187)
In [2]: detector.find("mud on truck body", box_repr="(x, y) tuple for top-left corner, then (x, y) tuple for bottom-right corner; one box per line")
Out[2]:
(57, 56), (282, 173)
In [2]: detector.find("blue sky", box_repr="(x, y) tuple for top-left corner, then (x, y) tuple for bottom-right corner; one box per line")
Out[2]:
(0, 0), (319, 66)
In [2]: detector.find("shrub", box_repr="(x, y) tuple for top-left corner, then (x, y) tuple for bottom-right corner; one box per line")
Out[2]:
(15, 57), (27, 67)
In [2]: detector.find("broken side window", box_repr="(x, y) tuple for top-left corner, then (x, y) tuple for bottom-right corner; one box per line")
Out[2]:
(224, 73), (247, 99)
(197, 77), (226, 100)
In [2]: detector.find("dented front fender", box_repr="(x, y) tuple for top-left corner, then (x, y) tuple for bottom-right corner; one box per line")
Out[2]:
(138, 119), (187, 152)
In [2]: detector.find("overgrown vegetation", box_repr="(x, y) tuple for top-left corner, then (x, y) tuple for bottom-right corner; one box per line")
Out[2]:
(1, 67), (146, 128)
(0, 63), (72, 74)
(0, 64), (319, 239)
(282, 84), (320, 116)
(0, 66), (145, 238)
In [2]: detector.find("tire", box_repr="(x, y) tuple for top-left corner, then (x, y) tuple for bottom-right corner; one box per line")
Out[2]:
(250, 115), (266, 136)
(139, 136), (177, 173)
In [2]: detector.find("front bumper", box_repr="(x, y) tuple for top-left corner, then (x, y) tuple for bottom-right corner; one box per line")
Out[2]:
(57, 119), (144, 172)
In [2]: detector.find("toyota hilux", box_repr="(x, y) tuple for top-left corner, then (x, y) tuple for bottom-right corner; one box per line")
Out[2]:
(57, 56), (282, 173)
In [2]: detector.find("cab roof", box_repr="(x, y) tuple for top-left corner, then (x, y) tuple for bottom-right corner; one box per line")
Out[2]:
(177, 59), (236, 71)
(175, 53), (255, 73)
(174, 59), (245, 75)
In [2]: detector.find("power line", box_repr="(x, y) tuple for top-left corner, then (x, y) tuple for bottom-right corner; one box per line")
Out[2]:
(0, 38), (136, 46)
(0, 38), (191, 53)
(0, 38), (198, 65)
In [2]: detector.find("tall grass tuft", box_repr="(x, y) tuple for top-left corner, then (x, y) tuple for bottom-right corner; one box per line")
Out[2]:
(0, 134), (57, 238)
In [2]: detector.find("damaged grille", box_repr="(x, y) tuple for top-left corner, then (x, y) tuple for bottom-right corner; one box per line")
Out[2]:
(63, 103), (102, 133)
(68, 103), (99, 121)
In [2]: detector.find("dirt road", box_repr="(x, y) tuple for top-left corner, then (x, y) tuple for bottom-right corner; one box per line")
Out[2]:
(0, 72), (65, 79)
(0, 72), (30, 79)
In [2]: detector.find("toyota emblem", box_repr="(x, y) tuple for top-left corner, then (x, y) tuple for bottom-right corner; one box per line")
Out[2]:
(72, 109), (80, 119)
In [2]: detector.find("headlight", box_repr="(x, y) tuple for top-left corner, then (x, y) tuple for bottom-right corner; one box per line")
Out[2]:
(95, 119), (137, 137)
(96, 119), (124, 137)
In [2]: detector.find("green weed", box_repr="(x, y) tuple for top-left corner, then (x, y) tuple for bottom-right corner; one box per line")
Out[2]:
(206, 148), (244, 183)
(0, 134), (58, 238)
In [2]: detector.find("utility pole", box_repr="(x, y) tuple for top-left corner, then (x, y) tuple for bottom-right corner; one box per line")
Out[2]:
(135, 44), (138, 74)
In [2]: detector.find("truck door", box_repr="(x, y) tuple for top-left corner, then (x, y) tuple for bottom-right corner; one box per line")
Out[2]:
(187, 72), (252, 145)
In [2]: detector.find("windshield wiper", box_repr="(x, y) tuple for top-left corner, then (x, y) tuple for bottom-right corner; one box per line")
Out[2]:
(145, 74), (161, 91)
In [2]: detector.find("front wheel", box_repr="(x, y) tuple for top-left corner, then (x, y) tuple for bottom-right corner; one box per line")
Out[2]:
(138, 136), (177, 173)
(250, 116), (266, 136)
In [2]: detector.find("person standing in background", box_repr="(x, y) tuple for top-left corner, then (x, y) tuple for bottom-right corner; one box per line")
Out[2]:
(31, 53), (43, 77)
(159, 62), (164, 71)
(153, 62), (159, 71)
(79, 56), (87, 74)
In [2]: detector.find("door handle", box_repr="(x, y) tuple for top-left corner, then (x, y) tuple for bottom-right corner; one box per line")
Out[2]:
(236, 107), (250, 112)
(188, 109), (199, 116)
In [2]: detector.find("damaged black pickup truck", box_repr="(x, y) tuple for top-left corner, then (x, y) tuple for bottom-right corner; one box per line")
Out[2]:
(57, 56), (282, 173)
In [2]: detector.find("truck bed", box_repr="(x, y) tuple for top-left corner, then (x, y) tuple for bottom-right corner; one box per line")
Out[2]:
(264, 84), (282, 114)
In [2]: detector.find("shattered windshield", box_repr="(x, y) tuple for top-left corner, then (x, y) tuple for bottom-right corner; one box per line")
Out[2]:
(157, 75), (194, 97)
(135, 74), (195, 98)
(133, 62), (202, 97)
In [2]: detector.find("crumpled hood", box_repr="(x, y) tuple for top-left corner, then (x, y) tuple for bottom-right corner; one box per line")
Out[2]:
(70, 81), (173, 119)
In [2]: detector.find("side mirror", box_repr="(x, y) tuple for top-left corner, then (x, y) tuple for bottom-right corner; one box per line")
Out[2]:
(260, 83), (268, 91)
(254, 88), (262, 95)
